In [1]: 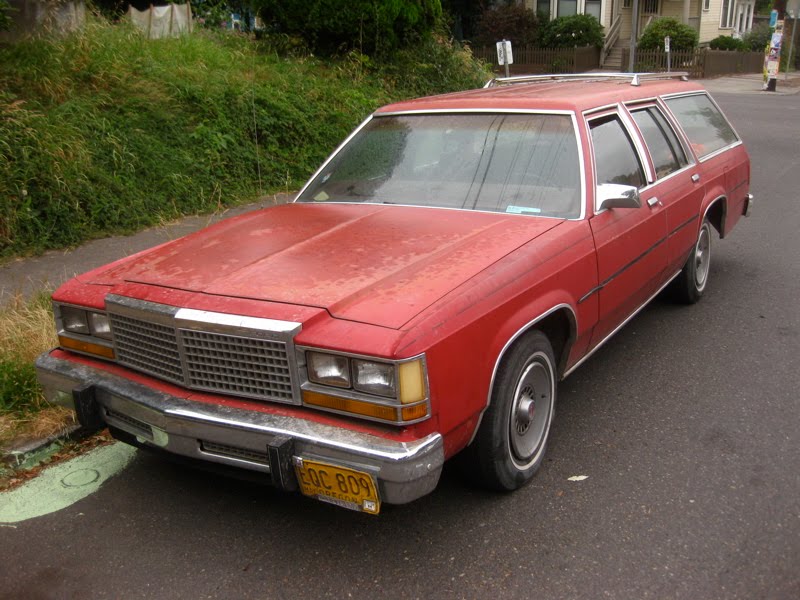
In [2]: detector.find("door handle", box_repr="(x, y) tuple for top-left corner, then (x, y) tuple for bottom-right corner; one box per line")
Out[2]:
(691, 173), (701, 183)
(647, 197), (661, 207)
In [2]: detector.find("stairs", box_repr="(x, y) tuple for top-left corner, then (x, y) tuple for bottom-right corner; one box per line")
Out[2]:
(601, 39), (634, 71)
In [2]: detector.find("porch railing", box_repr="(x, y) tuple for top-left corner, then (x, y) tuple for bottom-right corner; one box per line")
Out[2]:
(601, 14), (623, 67)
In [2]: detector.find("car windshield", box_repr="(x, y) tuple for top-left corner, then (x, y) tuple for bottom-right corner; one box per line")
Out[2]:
(297, 113), (582, 219)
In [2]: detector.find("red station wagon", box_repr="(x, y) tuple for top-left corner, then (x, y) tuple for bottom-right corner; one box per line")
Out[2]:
(37, 73), (752, 515)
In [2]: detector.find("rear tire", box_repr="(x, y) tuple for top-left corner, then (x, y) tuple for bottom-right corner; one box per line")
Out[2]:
(466, 330), (556, 491)
(671, 219), (712, 304)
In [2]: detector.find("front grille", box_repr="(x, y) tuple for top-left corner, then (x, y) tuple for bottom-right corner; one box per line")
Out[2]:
(200, 440), (271, 466)
(182, 329), (293, 401)
(110, 313), (184, 384)
(107, 299), (298, 404)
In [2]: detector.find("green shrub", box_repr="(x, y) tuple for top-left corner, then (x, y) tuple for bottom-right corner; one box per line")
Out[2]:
(540, 14), (604, 49)
(254, 0), (442, 57)
(474, 3), (540, 47)
(709, 35), (749, 51)
(742, 22), (772, 51)
(638, 17), (698, 51)
(0, 0), (12, 31)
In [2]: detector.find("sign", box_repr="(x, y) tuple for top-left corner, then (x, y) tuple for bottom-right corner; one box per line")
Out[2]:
(664, 36), (670, 53)
(496, 40), (513, 65)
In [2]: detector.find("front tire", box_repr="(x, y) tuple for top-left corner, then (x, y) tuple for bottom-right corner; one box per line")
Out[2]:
(671, 219), (712, 304)
(468, 330), (556, 491)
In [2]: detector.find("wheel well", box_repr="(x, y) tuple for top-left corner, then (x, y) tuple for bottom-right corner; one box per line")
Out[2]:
(704, 198), (727, 239)
(530, 309), (574, 379)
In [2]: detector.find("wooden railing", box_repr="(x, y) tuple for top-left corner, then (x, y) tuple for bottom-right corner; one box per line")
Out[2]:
(601, 14), (623, 67)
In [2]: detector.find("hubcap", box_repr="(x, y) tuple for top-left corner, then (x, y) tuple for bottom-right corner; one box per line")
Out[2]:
(695, 225), (710, 289)
(509, 353), (553, 467)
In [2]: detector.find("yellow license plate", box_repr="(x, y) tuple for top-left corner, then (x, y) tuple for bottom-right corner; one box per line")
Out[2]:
(294, 458), (380, 515)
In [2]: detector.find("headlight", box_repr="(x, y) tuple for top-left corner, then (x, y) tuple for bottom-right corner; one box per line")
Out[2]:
(353, 359), (395, 397)
(61, 306), (90, 335)
(55, 303), (115, 360)
(307, 351), (350, 388)
(301, 349), (430, 424)
(88, 312), (112, 340)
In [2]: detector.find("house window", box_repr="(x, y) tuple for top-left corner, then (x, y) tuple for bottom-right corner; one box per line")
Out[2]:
(623, 0), (632, 8)
(537, 0), (551, 18)
(720, 0), (735, 28)
(703, 0), (710, 11)
(558, 0), (578, 17)
(585, 0), (602, 20)
(642, 0), (659, 14)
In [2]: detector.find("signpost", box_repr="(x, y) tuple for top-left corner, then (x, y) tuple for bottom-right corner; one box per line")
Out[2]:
(665, 36), (671, 73)
(497, 40), (513, 78)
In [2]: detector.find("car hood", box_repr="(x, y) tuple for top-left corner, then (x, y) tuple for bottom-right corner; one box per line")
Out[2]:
(84, 203), (561, 329)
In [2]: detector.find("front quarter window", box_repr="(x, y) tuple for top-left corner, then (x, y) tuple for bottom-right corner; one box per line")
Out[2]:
(297, 113), (582, 219)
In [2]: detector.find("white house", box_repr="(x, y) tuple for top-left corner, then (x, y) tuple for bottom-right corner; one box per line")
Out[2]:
(523, 0), (756, 68)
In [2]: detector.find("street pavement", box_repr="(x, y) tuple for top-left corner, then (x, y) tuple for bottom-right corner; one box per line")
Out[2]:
(1, 82), (799, 599)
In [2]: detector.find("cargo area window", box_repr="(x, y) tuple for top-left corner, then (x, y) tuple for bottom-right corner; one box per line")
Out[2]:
(665, 94), (739, 159)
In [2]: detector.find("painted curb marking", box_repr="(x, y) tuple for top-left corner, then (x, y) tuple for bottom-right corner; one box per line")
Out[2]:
(0, 442), (137, 524)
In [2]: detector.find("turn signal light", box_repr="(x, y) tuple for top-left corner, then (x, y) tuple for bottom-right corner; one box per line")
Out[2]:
(59, 335), (115, 360)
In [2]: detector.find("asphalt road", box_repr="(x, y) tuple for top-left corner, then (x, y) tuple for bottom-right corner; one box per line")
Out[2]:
(1, 90), (799, 600)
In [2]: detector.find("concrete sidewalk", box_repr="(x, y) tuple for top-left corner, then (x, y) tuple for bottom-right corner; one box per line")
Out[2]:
(0, 193), (293, 304)
(701, 71), (800, 95)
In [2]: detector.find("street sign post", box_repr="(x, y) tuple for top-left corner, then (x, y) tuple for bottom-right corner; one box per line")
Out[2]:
(665, 36), (671, 72)
(496, 40), (513, 78)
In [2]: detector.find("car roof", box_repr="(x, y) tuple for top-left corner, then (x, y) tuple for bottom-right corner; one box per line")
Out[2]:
(375, 76), (706, 115)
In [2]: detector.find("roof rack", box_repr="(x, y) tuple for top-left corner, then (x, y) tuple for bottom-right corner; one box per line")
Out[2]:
(483, 72), (690, 89)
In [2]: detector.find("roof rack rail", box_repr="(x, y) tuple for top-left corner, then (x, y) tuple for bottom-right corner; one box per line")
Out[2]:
(484, 72), (690, 89)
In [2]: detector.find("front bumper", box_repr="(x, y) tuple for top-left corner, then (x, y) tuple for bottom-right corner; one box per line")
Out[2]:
(35, 352), (444, 506)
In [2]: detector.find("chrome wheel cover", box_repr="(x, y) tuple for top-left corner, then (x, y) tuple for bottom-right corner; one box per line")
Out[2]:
(508, 351), (554, 469)
(695, 224), (711, 291)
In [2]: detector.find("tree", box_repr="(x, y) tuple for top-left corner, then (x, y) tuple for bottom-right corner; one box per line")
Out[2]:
(254, 0), (443, 57)
(473, 3), (540, 46)
(0, 0), (13, 31)
(638, 18), (698, 51)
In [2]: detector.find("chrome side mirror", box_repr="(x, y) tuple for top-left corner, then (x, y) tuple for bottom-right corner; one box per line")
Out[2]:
(596, 184), (641, 211)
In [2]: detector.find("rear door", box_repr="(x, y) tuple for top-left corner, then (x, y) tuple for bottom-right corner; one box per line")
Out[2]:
(586, 110), (668, 348)
(626, 103), (704, 274)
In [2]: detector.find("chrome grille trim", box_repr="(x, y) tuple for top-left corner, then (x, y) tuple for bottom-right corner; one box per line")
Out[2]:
(105, 295), (302, 405)
(106, 408), (154, 439)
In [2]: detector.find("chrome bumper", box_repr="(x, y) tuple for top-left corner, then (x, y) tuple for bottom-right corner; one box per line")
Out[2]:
(744, 193), (754, 217)
(35, 352), (444, 506)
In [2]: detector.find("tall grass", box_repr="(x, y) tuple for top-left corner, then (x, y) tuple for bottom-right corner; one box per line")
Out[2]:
(0, 292), (56, 414)
(0, 20), (488, 257)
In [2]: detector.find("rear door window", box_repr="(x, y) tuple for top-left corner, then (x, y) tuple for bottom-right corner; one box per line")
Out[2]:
(664, 94), (738, 159)
(630, 107), (688, 179)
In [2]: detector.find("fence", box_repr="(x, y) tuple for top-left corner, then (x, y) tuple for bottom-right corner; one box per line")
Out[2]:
(473, 46), (600, 75)
(620, 48), (765, 78)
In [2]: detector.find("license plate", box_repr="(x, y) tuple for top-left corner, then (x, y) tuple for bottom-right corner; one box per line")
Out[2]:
(294, 458), (380, 515)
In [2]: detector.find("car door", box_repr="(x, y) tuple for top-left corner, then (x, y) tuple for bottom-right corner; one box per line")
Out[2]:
(586, 110), (668, 349)
(627, 102), (705, 274)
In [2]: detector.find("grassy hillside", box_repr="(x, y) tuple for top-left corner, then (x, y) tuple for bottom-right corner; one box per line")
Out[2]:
(0, 20), (488, 258)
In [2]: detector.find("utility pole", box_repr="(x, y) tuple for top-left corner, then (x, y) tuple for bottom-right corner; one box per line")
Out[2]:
(628, 0), (640, 72)
(766, 8), (785, 91)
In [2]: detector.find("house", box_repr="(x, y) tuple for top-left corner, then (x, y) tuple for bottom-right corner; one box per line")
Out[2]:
(524, 0), (756, 68)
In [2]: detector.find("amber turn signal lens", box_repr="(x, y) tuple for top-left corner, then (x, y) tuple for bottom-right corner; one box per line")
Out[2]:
(401, 403), (429, 421)
(398, 359), (426, 404)
(303, 390), (398, 422)
(59, 335), (115, 360)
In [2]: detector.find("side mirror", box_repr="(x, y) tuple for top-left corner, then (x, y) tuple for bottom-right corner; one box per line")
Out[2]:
(596, 184), (641, 211)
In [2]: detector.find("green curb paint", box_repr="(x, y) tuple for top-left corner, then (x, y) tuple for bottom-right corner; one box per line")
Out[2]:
(0, 442), (137, 523)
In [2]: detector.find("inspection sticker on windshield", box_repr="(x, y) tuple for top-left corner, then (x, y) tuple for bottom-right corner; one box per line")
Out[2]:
(506, 205), (541, 214)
